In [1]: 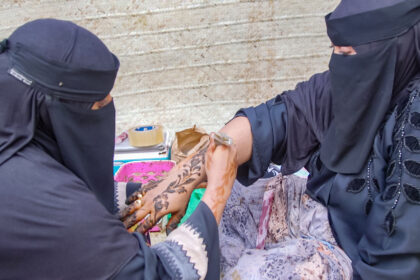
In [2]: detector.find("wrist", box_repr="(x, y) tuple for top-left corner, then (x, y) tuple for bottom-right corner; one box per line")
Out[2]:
(201, 186), (232, 224)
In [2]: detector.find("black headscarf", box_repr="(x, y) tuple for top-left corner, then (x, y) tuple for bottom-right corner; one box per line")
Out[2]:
(282, 0), (420, 174)
(0, 19), (118, 213)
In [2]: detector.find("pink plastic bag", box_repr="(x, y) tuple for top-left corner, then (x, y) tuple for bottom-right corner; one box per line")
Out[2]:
(114, 160), (175, 184)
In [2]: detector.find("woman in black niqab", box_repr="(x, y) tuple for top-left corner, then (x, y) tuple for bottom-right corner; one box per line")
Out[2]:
(0, 19), (222, 280)
(0, 18), (142, 279)
(279, 0), (420, 175)
(227, 1), (420, 279)
(320, 0), (420, 174)
(0, 19), (119, 213)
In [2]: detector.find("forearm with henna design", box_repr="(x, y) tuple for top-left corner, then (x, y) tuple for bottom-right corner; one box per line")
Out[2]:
(152, 147), (207, 221)
(203, 159), (237, 223)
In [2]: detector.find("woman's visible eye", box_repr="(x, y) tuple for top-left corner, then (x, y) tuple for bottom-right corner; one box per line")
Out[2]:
(333, 45), (357, 56)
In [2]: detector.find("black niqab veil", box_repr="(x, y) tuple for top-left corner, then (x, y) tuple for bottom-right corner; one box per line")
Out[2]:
(0, 19), (118, 213)
(281, 0), (420, 174)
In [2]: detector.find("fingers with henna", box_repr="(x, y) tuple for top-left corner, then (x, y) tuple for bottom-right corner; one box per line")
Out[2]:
(123, 208), (150, 229)
(166, 211), (185, 235)
(119, 198), (143, 220)
(136, 214), (156, 234)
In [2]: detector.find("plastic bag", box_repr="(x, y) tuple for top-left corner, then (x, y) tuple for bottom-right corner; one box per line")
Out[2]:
(171, 125), (209, 163)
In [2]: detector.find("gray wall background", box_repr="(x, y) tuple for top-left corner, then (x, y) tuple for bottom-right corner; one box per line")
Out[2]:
(0, 0), (339, 134)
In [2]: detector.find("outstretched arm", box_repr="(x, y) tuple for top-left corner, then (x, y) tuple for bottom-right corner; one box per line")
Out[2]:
(120, 116), (252, 233)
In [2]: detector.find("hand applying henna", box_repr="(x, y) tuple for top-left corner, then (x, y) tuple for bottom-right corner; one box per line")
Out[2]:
(201, 134), (237, 224)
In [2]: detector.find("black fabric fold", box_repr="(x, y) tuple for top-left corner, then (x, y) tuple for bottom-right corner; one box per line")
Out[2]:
(0, 39), (8, 53)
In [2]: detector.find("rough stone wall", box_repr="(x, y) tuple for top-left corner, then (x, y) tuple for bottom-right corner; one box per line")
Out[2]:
(0, 0), (339, 134)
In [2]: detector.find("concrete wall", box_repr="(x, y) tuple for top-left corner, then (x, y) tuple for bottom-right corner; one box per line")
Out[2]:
(0, 0), (339, 134)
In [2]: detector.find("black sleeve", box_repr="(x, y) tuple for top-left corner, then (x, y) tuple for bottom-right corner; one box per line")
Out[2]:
(235, 96), (288, 186)
(114, 202), (220, 280)
(235, 71), (331, 185)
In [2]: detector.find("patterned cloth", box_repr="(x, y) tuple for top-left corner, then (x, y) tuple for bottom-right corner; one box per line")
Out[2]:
(220, 174), (352, 280)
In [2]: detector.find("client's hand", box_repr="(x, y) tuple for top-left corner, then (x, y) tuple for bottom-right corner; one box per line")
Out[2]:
(120, 146), (208, 234)
(201, 134), (237, 223)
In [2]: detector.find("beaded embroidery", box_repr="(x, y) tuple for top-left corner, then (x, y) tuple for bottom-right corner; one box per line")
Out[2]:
(384, 89), (419, 235)
(403, 136), (420, 153)
(345, 157), (376, 215)
(345, 89), (420, 235)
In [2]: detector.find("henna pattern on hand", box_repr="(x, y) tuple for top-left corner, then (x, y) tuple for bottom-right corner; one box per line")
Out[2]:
(124, 147), (208, 233)
(142, 179), (163, 194)
(152, 148), (207, 221)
